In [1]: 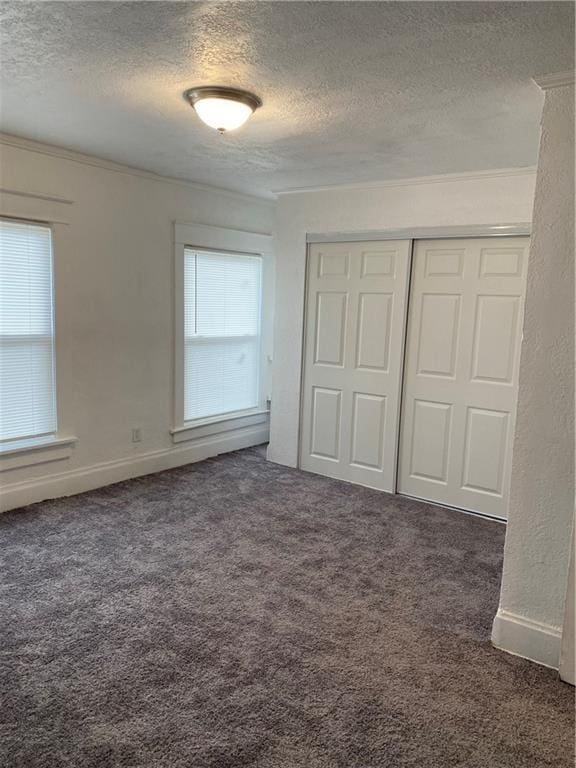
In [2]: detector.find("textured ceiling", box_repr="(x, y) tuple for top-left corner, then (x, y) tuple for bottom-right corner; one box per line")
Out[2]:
(0, 1), (573, 197)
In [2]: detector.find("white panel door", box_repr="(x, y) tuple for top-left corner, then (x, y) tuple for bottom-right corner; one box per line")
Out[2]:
(300, 240), (411, 491)
(398, 237), (529, 518)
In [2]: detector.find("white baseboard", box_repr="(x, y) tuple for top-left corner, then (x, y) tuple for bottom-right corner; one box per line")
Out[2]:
(492, 608), (562, 670)
(0, 425), (269, 513)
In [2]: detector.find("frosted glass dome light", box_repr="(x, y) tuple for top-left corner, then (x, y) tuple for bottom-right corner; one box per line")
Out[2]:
(194, 98), (253, 132)
(184, 87), (262, 133)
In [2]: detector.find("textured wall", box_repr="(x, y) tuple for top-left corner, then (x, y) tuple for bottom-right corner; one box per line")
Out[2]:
(0, 139), (273, 501)
(268, 172), (537, 467)
(496, 83), (575, 642)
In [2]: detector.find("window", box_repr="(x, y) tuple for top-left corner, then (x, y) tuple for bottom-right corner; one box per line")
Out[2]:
(0, 219), (57, 448)
(183, 248), (262, 422)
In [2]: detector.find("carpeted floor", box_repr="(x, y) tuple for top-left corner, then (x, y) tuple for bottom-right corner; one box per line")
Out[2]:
(0, 446), (573, 768)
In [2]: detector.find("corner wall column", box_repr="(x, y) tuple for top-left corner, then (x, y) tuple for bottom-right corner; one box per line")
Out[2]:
(492, 72), (575, 670)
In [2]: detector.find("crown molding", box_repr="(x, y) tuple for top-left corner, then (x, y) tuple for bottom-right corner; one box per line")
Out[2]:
(0, 132), (539, 203)
(274, 166), (537, 196)
(0, 187), (74, 206)
(0, 133), (275, 205)
(532, 71), (575, 91)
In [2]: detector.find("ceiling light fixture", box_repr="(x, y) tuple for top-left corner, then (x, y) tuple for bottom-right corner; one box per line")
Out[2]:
(184, 86), (262, 133)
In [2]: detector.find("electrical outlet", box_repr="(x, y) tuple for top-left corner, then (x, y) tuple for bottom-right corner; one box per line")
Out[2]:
(131, 428), (142, 443)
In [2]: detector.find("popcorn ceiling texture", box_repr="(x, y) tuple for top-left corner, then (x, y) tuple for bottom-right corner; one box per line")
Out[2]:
(0, 1), (573, 196)
(0, 447), (573, 767)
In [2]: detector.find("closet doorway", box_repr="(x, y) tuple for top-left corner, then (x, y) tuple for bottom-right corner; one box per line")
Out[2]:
(299, 234), (530, 519)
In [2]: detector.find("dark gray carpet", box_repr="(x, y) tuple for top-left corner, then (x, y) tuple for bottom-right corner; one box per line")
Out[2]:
(0, 446), (573, 768)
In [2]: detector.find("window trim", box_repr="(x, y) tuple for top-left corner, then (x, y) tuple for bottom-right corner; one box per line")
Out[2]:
(0, 217), (58, 440)
(173, 223), (273, 441)
(0, 212), (76, 470)
(170, 409), (269, 444)
(0, 436), (77, 473)
(182, 250), (263, 422)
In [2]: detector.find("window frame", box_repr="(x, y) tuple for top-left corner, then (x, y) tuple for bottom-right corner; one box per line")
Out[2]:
(0, 209), (76, 471)
(182, 247), (264, 423)
(0, 216), (58, 446)
(172, 223), (273, 442)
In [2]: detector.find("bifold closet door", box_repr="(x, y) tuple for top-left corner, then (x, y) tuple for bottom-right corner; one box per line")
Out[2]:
(300, 240), (411, 492)
(398, 237), (530, 518)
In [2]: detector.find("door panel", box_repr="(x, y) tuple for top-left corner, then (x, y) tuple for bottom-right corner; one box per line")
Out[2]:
(417, 294), (461, 377)
(471, 296), (519, 383)
(360, 249), (396, 277)
(424, 247), (464, 277)
(318, 249), (349, 277)
(310, 387), (342, 460)
(398, 236), (529, 518)
(410, 400), (452, 483)
(461, 407), (508, 495)
(356, 292), (393, 370)
(314, 292), (347, 365)
(350, 393), (387, 469)
(300, 240), (411, 492)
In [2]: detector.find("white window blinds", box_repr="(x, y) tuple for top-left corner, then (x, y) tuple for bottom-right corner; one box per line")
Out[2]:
(184, 249), (262, 422)
(0, 219), (57, 445)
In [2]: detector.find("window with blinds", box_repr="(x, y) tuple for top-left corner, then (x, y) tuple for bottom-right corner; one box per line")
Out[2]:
(0, 219), (57, 446)
(183, 249), (262, 422)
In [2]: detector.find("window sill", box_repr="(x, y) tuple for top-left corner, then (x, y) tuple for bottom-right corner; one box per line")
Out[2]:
(0, 436), (77, 472)
(171, 410), (269, 444)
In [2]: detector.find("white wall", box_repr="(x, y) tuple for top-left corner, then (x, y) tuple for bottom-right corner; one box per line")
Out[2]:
(268, 170), (537, 467)
(493, 78), (575, 670)
(0, 136), (274, 511)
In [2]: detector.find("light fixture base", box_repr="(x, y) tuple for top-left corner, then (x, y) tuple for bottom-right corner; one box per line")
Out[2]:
(183, 86), (262, 113)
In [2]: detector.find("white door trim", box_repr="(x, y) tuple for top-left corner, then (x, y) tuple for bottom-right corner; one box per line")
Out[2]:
(306, 223), (531, 244)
